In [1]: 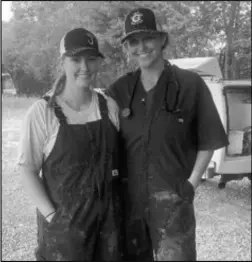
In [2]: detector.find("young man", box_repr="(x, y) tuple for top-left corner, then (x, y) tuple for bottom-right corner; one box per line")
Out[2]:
(107, 8), (229, 261)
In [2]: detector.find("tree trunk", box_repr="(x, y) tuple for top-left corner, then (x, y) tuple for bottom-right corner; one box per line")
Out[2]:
(222, 1), (240, 79)
(236, 55), (240, 79)
(224, 46), (230, 79)
(232, 55), (237, 79)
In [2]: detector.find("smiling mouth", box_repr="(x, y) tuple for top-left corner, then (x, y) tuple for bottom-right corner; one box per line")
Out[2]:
(138, 53), (151, 58)
(77, 74), (91, 77)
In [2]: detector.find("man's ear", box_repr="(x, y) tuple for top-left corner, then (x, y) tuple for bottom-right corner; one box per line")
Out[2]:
(96, 57), (103, 70)
(122, 41), (129, 54)
(122, 41), (131, 63)
(161, 35), (167, 48)
(161, 34), (169, 49)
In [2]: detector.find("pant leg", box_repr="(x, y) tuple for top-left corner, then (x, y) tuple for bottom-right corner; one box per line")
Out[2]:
(96, 219), (121, 261)
(35, 249), (47, 261)
(120, 183), (153, 261)
(96, 195), (123, 261)
(123, 216), (153, 261)
(147, 176), (197, 261)
(35, 209), (48, 261)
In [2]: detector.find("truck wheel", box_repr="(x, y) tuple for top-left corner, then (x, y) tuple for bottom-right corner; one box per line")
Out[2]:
(218, 174), (226, 189)
(218, 181), (226, 189)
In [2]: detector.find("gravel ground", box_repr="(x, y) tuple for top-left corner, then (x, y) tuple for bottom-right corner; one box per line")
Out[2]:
(2, 96), (251, 261)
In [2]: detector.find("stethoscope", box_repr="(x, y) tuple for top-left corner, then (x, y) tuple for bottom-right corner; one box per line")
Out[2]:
(121, 68), (140, 118)
(121, 60), (181, 119)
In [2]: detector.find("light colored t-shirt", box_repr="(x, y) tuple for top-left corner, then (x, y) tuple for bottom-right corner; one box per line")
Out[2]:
(17, 90), (119, 173)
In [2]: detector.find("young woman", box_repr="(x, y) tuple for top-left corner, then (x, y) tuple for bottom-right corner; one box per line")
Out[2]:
(17, 28), (122, 261)
(107, 8), (229, 261)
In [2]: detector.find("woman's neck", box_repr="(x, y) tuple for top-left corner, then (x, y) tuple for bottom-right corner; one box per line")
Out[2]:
(60, 83), (93, 111)
(140, 58), (165, 92)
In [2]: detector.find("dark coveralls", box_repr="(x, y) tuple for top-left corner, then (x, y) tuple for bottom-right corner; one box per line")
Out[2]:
(35, 94), (122, 261)
(107, 62), (229, 261)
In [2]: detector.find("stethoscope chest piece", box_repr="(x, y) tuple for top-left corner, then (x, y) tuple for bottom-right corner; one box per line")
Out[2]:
(121, 108), (131, 118)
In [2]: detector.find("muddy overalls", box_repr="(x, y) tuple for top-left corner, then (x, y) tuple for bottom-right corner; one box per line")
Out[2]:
(35, 94), (122, 261)
(108, 62), (228, 261)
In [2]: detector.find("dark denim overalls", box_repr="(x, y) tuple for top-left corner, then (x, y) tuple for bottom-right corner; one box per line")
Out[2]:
(35, 94), (122, 261)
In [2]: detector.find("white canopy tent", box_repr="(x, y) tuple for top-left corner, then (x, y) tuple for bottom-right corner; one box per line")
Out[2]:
(169, 57), (223, 79)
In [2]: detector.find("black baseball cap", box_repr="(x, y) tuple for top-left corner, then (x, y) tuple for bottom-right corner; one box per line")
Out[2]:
(121, 8), (168, 44)
(60, 28), (104, 58)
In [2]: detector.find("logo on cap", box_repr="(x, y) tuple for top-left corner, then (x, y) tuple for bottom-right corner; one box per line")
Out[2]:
(131, 11), (143, 25)
(86, 32), (94, 45)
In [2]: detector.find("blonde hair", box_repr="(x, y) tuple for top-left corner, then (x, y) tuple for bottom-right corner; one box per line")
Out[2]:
(48, 73), (66, 107)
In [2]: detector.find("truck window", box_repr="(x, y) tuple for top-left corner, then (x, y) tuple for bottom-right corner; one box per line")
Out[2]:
(226, 87), (251, 156)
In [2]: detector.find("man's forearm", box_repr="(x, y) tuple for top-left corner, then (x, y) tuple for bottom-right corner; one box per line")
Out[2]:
(188, 150), (214, 189)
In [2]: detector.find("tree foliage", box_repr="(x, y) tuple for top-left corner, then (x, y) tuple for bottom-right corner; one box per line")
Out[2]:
(2, 1), (251, 96)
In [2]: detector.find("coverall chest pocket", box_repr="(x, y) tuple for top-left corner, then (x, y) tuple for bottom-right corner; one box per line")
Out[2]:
(157, 109), (187, 141)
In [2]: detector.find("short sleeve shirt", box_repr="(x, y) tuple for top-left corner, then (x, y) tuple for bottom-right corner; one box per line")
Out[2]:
(107, 65), (229, 183)
(17, 90), (119, 173)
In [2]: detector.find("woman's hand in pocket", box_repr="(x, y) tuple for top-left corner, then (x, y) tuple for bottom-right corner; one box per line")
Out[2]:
(45, 210), (56, 223)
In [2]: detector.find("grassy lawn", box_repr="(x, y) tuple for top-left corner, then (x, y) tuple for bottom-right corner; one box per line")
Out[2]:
(2, 95), (251, 261)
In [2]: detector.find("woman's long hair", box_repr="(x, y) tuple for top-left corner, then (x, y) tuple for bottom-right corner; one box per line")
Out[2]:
(48, 73), (66, 107)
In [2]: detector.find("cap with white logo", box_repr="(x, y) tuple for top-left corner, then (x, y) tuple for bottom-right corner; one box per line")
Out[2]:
(60, 28), (104, 58)
(121, 8), (168, 44)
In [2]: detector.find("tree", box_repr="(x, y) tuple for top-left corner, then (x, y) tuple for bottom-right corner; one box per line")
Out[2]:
(193, 1), (251, 79)
(2, 1), (251, 96)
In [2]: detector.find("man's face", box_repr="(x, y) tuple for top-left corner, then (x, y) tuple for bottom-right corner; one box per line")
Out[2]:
(126, 32), (165, 69)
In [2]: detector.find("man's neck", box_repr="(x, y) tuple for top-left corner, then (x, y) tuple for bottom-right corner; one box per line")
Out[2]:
(140, 58), (165, 92)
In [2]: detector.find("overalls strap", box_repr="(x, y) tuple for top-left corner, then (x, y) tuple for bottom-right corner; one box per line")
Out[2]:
(42, 96), (67, 124)
(97, 93), (109, 121)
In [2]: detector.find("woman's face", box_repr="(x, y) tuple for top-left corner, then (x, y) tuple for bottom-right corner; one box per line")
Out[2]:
(125, 32), (165, 69)
(62, 53), (100, 89)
